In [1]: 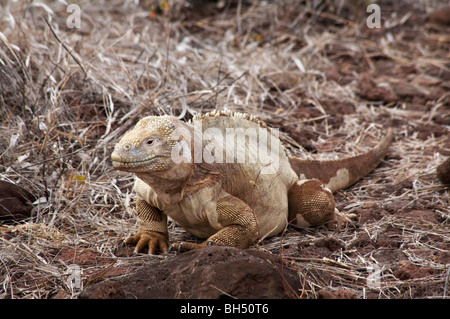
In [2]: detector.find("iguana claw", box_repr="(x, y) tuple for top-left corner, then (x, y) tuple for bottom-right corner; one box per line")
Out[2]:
(169, 241), (213, 253)
(124, 231), (169, 255)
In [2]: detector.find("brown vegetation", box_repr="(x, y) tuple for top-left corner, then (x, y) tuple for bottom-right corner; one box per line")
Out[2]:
(0, 0), (449, 299)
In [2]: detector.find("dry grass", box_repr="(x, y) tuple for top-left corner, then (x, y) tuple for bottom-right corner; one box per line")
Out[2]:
(0, 0), (449, 299)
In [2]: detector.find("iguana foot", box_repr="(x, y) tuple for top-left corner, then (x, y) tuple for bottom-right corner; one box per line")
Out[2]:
(331, 209), (357, 230)
(169, 241), (213, 253)
(124, 230), (169, 254)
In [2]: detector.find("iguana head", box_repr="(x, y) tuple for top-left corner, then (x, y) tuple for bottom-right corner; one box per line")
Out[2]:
(111, 115), (192, 174)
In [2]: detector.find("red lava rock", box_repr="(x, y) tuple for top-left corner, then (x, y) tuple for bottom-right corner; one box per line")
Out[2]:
(320, 66), (341, 82)
(84, 281), (126, 299)
(357, 208), (387, 223)
(319, 98), (355, 127)
(394, 261), (435, 280)
(376, 226), (402, 248)
(79, 246), (302, 299)
(55, 246), (110, 266)
(391, 82), (424, 100)
(0, 181), (37, 223)
(350, 232), (376, 253)
(427, 6), (450, 26)
(407, 123), (448, 140)
(281, 125), (318, 153)
(397, 210), (439, 224)
(371, 248), (408, 265)
(437, 157), (450, 185)
(314, 236), (343, 252)
(384, 200), (413, 213)
(358, 72), (398, 103)
(317, 288), (359, 299)
(381, 179), (413, 196)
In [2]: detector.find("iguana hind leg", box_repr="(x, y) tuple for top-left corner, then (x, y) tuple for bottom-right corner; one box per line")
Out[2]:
(170, 195), (259, 252)
(288, 179), (337, 228)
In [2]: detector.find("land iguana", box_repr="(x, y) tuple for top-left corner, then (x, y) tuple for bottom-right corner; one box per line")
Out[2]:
(111, 110), (393, 254)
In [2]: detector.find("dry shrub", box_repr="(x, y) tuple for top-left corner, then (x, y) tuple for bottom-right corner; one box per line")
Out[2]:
(0, 0), (448, 298)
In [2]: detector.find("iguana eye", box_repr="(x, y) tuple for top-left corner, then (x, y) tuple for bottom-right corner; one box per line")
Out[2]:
(146, 138), (155, 145)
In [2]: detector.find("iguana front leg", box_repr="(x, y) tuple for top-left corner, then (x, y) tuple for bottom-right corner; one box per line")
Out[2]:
(171, 195), (259, 252)
(124, 198), (169, 254)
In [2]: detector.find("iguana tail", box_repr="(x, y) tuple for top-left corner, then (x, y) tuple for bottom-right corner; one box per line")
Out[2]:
(288, 128), (393, 193)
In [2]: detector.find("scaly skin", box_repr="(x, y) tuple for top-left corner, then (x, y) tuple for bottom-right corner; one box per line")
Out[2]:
(111, 110), (393, 254)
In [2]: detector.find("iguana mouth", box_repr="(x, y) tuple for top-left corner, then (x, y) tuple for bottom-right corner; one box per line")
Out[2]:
(112, 155), (168, 168)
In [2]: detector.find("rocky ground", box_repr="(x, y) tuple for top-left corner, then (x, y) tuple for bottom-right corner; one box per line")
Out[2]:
(0, 0), (449, 299)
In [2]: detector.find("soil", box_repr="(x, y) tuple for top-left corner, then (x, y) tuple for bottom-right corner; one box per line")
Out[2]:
(0, 0), (449, 299)
(78, 246), (302, 299)
(74, 1), (450, 297)
(0, 181), (37, 222)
